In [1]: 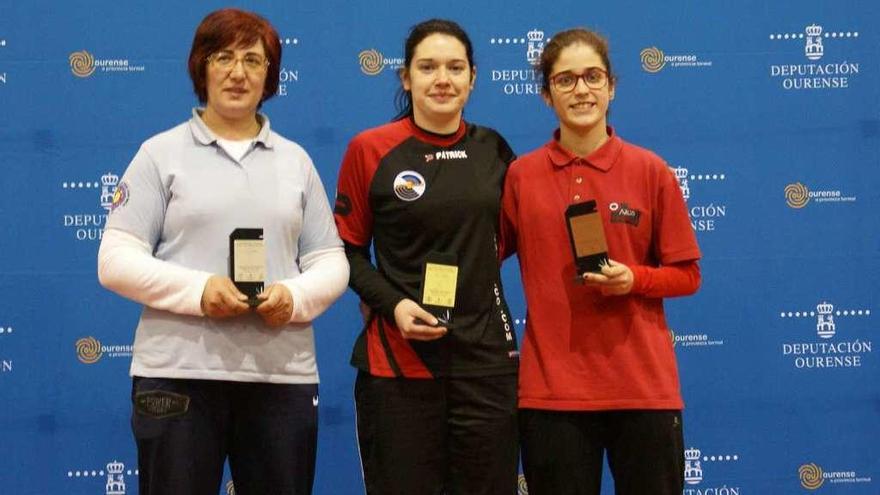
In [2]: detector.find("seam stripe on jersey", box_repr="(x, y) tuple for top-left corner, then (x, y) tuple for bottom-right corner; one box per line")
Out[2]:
(376, 317), (403, 377)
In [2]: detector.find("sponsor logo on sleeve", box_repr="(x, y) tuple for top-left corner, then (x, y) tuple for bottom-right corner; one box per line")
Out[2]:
(334, 192), (352, 216)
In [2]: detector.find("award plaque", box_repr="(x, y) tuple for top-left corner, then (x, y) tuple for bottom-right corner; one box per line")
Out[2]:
(229, 228), (265, 307)
(565, 200), (609, 280)
(419, 251), (458, 328)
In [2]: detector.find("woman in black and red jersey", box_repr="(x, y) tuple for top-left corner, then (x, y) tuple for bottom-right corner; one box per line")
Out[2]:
(334, 18), (519, 495)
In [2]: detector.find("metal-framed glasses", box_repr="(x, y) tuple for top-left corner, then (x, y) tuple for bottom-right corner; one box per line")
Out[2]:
(207, 51), (269, 72)
(549, 67), (609, 92)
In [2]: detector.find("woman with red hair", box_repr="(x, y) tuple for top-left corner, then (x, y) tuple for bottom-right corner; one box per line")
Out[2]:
(98, 9), (348, 494)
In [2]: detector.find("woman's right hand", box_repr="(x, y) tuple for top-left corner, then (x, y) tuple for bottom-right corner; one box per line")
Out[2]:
(393, 299), (447, 341)
(200, 275), (251, 319)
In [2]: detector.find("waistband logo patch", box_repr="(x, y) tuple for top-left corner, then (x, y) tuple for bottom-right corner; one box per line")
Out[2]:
(134, 390), (190, 419)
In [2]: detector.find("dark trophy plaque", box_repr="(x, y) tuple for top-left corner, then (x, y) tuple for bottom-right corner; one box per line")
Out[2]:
(565, 200), (609, 281)
(418, 251), (458, 329)
(229, 228), (265, 307)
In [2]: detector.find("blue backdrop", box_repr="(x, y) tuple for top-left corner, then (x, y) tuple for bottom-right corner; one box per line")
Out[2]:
(0, 1), (877, 494)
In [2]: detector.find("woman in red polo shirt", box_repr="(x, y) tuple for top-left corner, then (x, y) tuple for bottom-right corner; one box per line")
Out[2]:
(500, 28), (701, 495)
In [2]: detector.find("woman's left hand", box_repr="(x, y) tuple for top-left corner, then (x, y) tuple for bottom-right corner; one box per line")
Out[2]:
(582, 259), (634, 296)
(256, 283), (295, 328)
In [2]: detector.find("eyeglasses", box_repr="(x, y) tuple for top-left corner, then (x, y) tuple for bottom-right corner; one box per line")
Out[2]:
(207, 51), (269, 72)
(548, 68), (609, 92)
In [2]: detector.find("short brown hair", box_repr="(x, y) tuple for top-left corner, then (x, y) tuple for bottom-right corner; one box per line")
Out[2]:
(187, 8), (281, 104)
(538, 28), (615, 94)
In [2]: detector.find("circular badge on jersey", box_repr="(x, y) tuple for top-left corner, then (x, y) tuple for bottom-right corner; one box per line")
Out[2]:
(393, 171), (426, 201)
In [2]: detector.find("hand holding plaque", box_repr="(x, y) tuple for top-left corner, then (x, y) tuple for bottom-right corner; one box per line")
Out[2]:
(419, 251), (458, 329)
(393, 299), (447, 341)
(582, 259), (634, 296)
(200, 275), (250, 319)
(229, 228), (265, 307)
(255, 283), (294, 328)
(565, 200), (609, 283)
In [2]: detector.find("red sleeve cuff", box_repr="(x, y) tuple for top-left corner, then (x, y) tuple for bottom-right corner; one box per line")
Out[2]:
(629, 261), (701, 298)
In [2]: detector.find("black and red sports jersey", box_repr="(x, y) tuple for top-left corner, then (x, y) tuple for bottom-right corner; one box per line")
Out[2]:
(334, 117), (518, 378)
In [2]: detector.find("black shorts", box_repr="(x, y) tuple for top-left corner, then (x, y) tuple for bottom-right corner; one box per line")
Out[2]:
(131, 376), (318, 495)
(520, 408), (684, 495)
(354, 371), (518, 495)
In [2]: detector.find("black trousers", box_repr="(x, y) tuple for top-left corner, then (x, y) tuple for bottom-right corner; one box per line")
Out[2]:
(520, 409), (684, 495)
(131, 376), (318, 495)
(354, 371), (519, 495)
